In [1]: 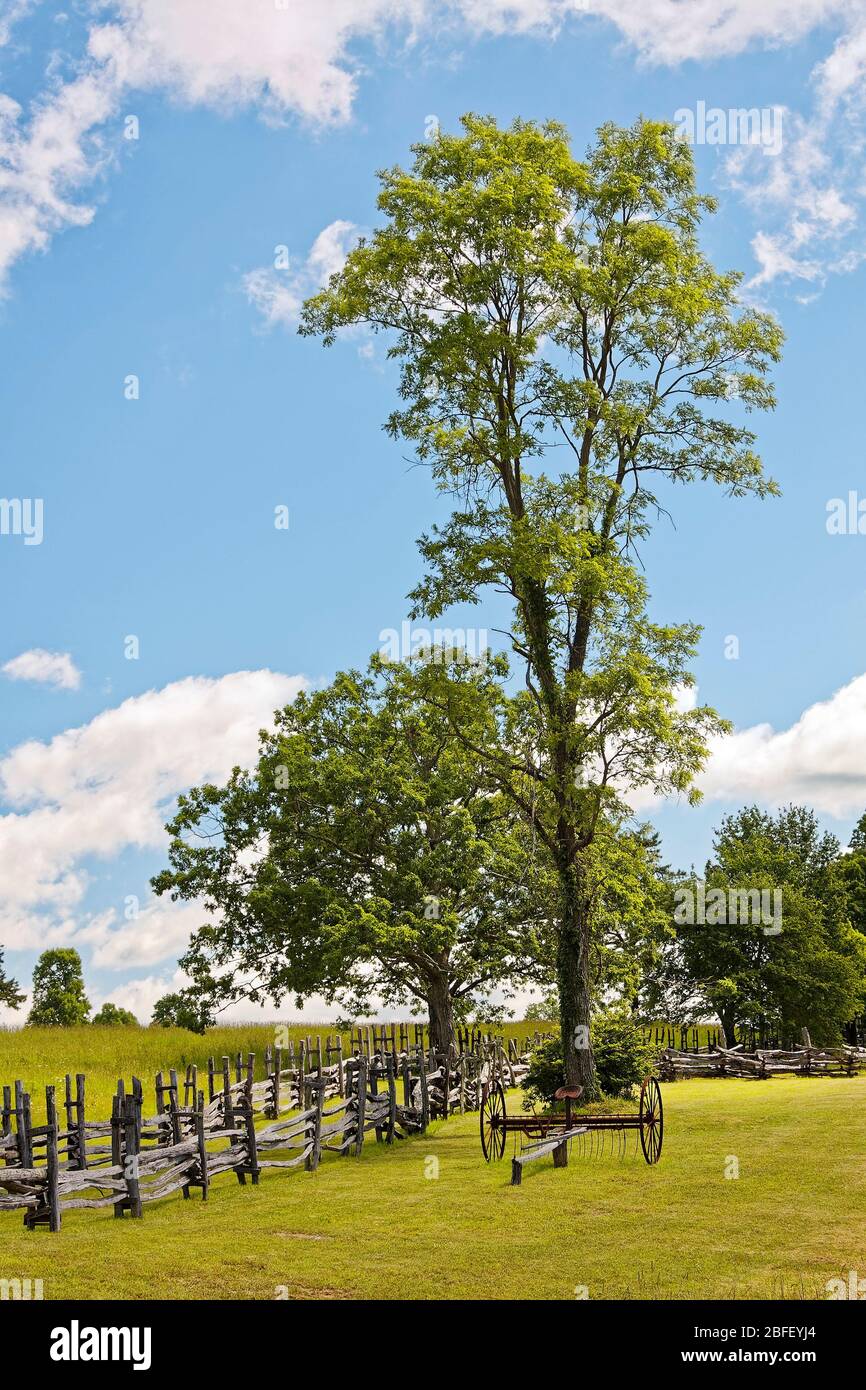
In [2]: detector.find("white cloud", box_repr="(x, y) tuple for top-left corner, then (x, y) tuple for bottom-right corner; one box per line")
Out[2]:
(76, 898), (207, 971)
(97, 967), (344, 1026)
(626, 670), (866, 820)
(452, 0), (851, 64)
(724, 95), (866, 294)
(0, 65), (117, 293)
(95, 966), (189, 1025)
(242, 266), (304, 331)
(243, 218), (360, 330)
(90, 0), (425, 126)
(0, 0), (863, 295)
(2, 647), (82, 690)
(0, 669), (306, 928)
(0, 0), (414, 292)
(696, 671), (866, 818)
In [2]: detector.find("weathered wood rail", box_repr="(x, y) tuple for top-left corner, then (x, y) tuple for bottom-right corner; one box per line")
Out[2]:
(0, 1029), (545, 1233)
(658, 1044), (866, 1081)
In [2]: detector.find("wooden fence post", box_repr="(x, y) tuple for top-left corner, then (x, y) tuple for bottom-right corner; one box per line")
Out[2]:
(354, 1056), (367, 1157)
(306, 1079), (324, 1172)
(220, 1056), (245, 1186)
(63, 1073), (87, 1170)
(75, 1073), (87, 1169)
(418, 1049), (429, 1133)
(45, 1085), (61, 1232)
(111, 1093), (124, 1218)
(123, 1092), (143, 1219)
(221, 1056), (233, 1123)
(194, 1089), (209, 1202)
(270, 1045), (282, 1118)
(241, 1088), (260, 1186)
(1, 1085), (11, 1160)
(15, 1081), (32, 1168)
(169, 1089), (191, 1201)
(401, 1055), (412, 1110)
(385, 1053), (396, 1144)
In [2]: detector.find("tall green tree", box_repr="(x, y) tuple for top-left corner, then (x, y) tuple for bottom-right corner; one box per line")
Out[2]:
(0, 947), (25, 1012)
(154, 656), (549, 1050)
(300, 115), (781, 1093)
(27, 948), (90, 1027)
(669, 806), (866, 1045)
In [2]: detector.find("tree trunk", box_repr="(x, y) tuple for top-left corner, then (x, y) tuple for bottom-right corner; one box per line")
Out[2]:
(718, 1008), (737, 1050)
(426, 974), (455, 1055)
(557, 865), (599, 1100)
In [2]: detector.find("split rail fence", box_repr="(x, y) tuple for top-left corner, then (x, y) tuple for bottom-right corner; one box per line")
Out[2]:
(659, 1043), (866, 1081)
(0, 1027), (544, 1234)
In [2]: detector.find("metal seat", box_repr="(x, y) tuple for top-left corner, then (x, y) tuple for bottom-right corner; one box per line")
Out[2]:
(553, 1085), (583, 1101)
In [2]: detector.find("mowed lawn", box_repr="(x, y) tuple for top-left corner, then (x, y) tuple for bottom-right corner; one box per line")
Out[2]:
(1, 1071), (864, 1300)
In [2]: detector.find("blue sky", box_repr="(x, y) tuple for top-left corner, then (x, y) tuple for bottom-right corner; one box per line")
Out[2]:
(2, 0), (866, 1022)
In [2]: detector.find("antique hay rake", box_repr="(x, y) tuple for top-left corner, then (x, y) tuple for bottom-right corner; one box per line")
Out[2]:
(479, 1076), (663, 1181)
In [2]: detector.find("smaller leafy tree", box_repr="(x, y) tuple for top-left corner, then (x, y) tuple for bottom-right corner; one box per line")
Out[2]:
(0, 947), (25, 1011)
(27, 949), (90, 1027)
(668, 806), (866, 1044)
(92, 1002), (139, 1026)
(151, 993), (212, 1033)
(840, 810), (866, 939)
(523, 1010), (655, 1104)
(154, 655), (549, 1051)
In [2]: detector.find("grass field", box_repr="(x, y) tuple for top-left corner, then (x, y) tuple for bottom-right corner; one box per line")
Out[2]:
(0, 1021), (553, 1120)
(1, 1034), (864, 1300)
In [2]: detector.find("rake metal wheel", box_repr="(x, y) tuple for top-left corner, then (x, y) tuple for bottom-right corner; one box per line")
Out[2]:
(480, 1080), (507, 1162)
(639, 1076), (664, 1165)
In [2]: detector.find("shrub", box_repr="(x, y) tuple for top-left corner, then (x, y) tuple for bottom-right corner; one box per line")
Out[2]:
(522, 1011), (656, 1104)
